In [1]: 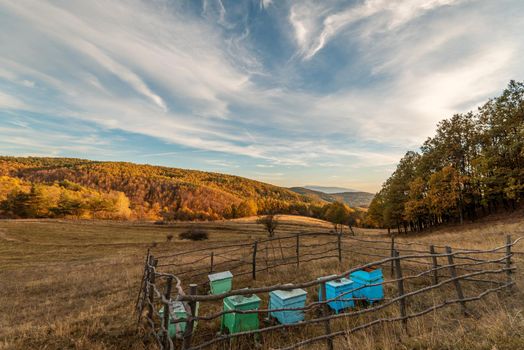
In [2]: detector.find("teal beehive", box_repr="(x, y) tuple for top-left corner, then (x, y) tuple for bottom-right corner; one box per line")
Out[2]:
(325, 278), (355, 313)
(208, 271), (233, 295)
(269, 288), (307, 324)
(158, 301), (188, 339)
(350, 267), (384, 304)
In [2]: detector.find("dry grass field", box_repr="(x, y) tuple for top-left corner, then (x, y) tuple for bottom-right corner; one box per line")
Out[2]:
(1, 214), (523, 350)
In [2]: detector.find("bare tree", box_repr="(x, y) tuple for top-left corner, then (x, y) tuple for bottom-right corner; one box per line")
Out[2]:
(257, 215), (279, 237)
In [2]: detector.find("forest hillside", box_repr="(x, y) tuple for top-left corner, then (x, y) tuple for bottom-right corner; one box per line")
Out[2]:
(0, 157), (362, 223)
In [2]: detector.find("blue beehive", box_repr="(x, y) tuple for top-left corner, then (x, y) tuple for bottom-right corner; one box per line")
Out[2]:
(317, 275), (337, 301)
(269, 288), (307, 324)
(350, 267), (384, 304)
(325, 278), (355, 313)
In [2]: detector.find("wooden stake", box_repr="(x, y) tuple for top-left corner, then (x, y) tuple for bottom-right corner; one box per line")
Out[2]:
(393, 250), (408, 331)
(296, 233), (300, 269)
(252, 240), (258, 280)
(337, 233), (342, 263)
(163, 276), (173, 350)
(182, 284), (198, 349)
(390, 235), (395, 277)
(210, 251), (214, 274)
(505, 235), (513, 287)
(147, 257), (158, 323)
(445, 246), (468, 315)
(322, 281), (334, 350)
(429, 245), (438, 285)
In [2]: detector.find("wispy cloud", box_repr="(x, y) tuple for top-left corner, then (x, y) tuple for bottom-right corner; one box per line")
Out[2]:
(0, 0), (523, 192)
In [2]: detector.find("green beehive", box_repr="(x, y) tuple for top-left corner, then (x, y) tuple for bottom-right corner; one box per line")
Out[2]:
(208, 271), (233, 295)
(221, 294), (261, 334)
(158, 301), (199, 339)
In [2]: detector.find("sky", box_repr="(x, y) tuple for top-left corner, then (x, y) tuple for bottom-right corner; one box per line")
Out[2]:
(1, 0), (523, 192)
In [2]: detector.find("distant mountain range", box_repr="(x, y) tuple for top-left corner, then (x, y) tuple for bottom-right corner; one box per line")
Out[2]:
(289, 187), (375, 208)
(303, 185), (359, 193)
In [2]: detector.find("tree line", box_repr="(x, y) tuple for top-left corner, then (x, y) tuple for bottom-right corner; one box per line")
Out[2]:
(367, 80), (524, 233)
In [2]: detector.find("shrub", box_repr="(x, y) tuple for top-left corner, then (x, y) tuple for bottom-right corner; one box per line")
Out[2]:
(257, 214), (278, 237)
(179, 227), (208, 241)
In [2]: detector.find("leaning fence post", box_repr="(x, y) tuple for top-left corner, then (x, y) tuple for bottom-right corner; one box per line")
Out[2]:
(390, 235), (395, 277)
(163, 276), (173, 350)
(182, 284), (198, 349)
(429, 245), (439, 285)
(505, 235), (513, 287)
(252, 240), (258, 280)
(210, 251), (214, 274)
(337, 233), (342, 263)
(393, 250), (408, 332)
(321, 281), (334, 350)
(296, 233), (300, 269)
(445, 246), (468, 315)
(147, 257), (158, 323)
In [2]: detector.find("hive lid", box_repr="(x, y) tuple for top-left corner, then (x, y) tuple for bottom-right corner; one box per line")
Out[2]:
(350, 270), (383, 282)
(226, 293), (261, 306)
(271, 288), (307, 300)
(326, 277), (353, 287)
(208, 270), (233, 282)
(171, 301), (187, 314)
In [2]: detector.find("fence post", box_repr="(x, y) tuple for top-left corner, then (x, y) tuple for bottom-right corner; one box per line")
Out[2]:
(210, 251), (214, 274)
(429, 245), (439, 285)
(505, 235), (513, 287)
(252, 240), (258, 280)
(390, 235), (395, 277)
(296, 233), (300, 269)
(337, 233), (342, 263)
(147, 257), (158, 323)
(163, 276), (173, 350)
(182, 284), (198, 349)
(321, 281), (334, 350)
(393, 250), (408, 332)
(445, 246), (468, 315)
(136, 249), (151, 317)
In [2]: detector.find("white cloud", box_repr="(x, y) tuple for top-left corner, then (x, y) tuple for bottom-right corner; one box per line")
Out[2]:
(0, 92), (25, 109)
(290, 0), (464, 60)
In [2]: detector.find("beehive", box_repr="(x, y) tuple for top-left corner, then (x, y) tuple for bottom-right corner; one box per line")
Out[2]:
(269, 288), (307, 324)
(208, 271), (233, 295)
(221, 294), (261, 334)
(158, 301), (188, 338)
(350, 267), (384, 304)
(325, 278), (355, 313)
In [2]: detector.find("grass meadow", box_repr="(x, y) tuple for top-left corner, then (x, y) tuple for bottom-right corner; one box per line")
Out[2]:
(0, 214), (523, 349)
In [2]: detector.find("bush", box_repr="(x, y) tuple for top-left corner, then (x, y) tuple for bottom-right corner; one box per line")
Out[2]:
(179, 227), (208, 241)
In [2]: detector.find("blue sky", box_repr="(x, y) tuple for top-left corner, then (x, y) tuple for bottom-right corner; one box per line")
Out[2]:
(1, 0), (523, 192)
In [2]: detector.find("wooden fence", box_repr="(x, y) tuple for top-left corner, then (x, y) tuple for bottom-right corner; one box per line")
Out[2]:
(136, 233), (522, 350)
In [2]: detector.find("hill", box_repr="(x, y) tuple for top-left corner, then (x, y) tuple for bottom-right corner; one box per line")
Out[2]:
(0, 156), (316, 220)
(290, 186), (374, 208)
